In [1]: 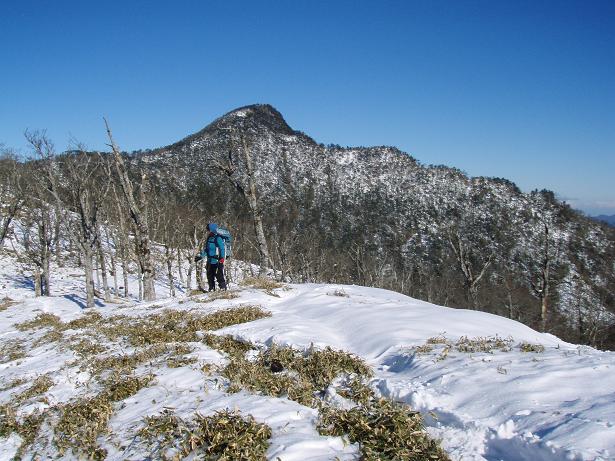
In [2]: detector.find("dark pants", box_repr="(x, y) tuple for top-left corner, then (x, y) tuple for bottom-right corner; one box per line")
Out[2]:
(206, 262), (226, 291)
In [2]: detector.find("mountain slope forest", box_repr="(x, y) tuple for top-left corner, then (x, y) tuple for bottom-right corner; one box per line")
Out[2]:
(2, 104), (614, 348)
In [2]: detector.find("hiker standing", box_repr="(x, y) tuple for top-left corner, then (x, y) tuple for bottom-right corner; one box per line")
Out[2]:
(197, 223), (227, 291)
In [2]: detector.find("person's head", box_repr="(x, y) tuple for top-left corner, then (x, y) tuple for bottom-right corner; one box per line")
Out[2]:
(207, 223), (218, 234)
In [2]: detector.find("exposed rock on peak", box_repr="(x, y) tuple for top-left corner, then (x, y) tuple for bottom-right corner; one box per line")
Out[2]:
(158, 104), (314, 154)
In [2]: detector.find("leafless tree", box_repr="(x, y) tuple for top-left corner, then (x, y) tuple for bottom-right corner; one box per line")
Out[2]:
(0, 147), (25, 247)
(446, 226), (494, 308)
(519, 192), (568, 332)
(22, 132), (63, 296)
(42, 143), (111, 308)
(213, 131), (272, 272)
(104, 118), (157, 301)
(109, 184), (131, 298)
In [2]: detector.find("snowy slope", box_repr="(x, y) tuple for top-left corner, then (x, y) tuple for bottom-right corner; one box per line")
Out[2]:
(0, 250), (614, 461)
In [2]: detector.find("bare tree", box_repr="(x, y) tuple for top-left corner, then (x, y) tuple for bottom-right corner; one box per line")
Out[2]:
(213, 131), (272, 272)
(446, 226), (494, 308)
(519, 192), (568, 332)
(150, 197), (183, 297)
(95, 221), (111, 302)
(104, 119), (157, 301)
(49, 147), (111, 308)
(0, 147), (25, 247)
(185, 223), (207, 292)
(110, 185), (131, 298)
(23, 132), (62, 296)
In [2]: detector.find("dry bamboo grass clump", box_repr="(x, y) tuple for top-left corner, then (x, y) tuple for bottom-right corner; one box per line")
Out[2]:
(88, 345), (167, 376)
(64, 311), (105, 330)
(0, 405), (44, 460)
(16, 375), (54, 403)
(0, 341), (27, 364)
(69, 339), (109, 358)
(0, 296), (18, 311)
(207, 338), (448, 460)
(98, 305), (270, 346)
(138, 408), (271, 460)
(16, 313), (63, 331)
(455, 335), (514, 353)
(318, 398), (451, 461)
(519, 342), (545, 353)
(195, 290), (241, 303)
(203, 334), (255, 358)
(0, 377), (28, 392)
(219, 342), (374, 407)
(54, 374), (154, 460)
(416, 335), (520, 357)
(240, 276), (285, 291)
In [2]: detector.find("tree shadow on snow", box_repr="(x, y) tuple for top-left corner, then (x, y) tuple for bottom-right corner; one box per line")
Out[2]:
(12, 275), (35, 291)
(62, 294), (104, 310)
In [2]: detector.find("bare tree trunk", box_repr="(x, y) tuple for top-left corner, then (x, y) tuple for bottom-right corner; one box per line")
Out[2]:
(241, 136), (271, 272)
(111, 252), (118, 296)
(177, 248), (185, 285)
(215, 133), (271, 273)
(137, 262), (143, 301)
(34, 265), (42, 297)
(39, 219), (52, 296)
(105, 119), (156, 301)
(81, 245), (96, 308)
(113, 188), (131, 298)
(447, 229), (492, 309)
(97, 236), (111, 302)
(186, 257), (194, 292)
(122, 257), (129, 298)
(54, 202), (63, 266)
(0, 213), (16, 247)
(109, 246), (118, 297)
(196, 259), (204, 291)
(165, 245), (175, 297)
(95, 260), (101, 291)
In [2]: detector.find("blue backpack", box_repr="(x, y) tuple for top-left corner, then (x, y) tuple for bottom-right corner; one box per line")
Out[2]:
(215, 226), (233, 259)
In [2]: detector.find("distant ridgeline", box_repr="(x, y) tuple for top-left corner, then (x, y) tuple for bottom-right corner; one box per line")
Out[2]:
(6, 104), (615, 349)
(593, 215), (615, 227)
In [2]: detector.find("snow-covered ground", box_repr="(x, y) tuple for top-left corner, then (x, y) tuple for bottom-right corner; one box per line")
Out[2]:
(1, 248), (614, 461)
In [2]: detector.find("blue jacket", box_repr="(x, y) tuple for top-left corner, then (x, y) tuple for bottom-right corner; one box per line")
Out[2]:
(201, 233), (225, 265)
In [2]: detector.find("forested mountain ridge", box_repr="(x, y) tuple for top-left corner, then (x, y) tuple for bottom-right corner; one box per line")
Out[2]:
(129, 104), (615, 348)
(2, 104), (613, 348)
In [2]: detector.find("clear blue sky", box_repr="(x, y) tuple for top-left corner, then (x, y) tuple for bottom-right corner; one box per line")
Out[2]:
(1, 0), (613, 214)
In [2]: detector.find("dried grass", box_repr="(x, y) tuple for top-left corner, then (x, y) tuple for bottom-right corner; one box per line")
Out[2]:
(0, 377), (28, 392)
(327, 289), (349, 298)
(0, 405), (44, 460)
(319, 398), (450, 460)
(519, 342), (545, 353)
(16, 375), (54, 403)
(16, 313), (63, 331)
(32, 329), (64, 347)
(54, 374), (154, 459)
(138, 408), (271, 460)
(0, 296), (18, 311)
(69, 339), (109, 358)
(415, 335), (515, 358)
(98, 305), (270, 346)
(208, 339), (447, 459)
(0, 342), (27, 364)
(455, 335), (513, 353)
(219, 342), (373, 407)
(240, 276), (285, 291)
(195, 290), (241, 303)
